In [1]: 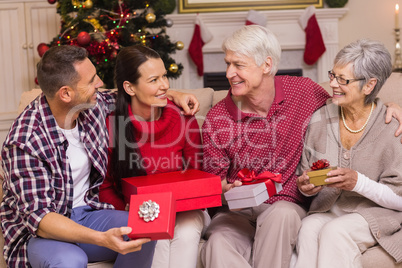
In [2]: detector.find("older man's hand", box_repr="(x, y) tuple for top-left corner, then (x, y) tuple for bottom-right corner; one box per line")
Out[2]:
(384, 102), (402, 142)
(222, 180), (242, 194)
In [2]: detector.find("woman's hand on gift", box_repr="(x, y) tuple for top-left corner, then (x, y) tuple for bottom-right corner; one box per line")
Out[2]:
(325, 168), (358, 191)
(297, 171), (322, 196)
(222, 179), (242, 194)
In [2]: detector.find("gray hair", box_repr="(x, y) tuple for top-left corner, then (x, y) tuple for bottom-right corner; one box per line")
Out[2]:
(334, 39), (392, 105)
(222, 25), (282, 75)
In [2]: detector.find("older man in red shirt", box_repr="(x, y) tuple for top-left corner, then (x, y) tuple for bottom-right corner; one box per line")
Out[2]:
(201, 25), (329, 268)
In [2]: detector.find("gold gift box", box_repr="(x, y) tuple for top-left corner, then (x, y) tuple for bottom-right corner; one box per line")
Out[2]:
(307, 166), (337, 186)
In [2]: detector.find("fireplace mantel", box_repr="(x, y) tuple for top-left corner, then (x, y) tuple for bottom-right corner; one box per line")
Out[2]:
(166, 8), (348, 89)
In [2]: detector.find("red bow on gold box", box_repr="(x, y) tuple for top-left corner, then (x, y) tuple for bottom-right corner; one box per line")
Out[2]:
(237, 168), (282, 197)
(307, 159), (337, 186)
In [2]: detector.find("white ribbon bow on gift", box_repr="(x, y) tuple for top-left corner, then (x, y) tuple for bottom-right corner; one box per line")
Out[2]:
(138, 200), (160, 222)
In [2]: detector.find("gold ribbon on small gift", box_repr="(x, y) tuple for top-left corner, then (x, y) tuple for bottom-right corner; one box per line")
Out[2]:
(237, 168), (282, 197)
(138, 200), (160, 222)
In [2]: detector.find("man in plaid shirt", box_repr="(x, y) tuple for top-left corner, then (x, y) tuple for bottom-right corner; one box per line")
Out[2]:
(0, 45), (199, 268)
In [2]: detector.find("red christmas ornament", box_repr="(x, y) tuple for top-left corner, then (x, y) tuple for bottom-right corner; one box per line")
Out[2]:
(47, 0), (57, 4)
(37, 43), (49, 57)
(110, 50), (118, 59)
(77, 31), (91, 46)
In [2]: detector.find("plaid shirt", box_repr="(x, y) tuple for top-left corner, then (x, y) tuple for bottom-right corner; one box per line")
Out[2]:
(0, 91), (116, 267)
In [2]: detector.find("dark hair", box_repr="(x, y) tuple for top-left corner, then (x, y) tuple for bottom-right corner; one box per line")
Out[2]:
(37, 45), (88, 97)
(109, 45), (161, 198)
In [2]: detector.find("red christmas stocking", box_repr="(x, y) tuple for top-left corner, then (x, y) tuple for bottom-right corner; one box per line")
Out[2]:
(245, 10), (267, 26)
(188, 15), (213, 76)
(299, 6), (326, 65)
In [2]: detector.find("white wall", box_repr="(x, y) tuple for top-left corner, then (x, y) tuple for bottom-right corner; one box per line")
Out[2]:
(173, 0), (398, 66)
(338, 0), (396, 63)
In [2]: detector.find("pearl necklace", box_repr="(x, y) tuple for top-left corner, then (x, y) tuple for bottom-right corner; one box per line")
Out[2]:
(341, 102), (374, 134)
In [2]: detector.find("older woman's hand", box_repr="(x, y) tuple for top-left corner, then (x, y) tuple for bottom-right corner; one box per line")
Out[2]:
(325, 168), (358, 191)
(297, 170), (322, 196)
(384, 102), (402, 142)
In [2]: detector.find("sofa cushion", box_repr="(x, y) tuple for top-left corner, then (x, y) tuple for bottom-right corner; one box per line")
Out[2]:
(87, 261), (114, 267)
(212, 90), (228, 107)
(378, 72), (402, 105)
(18, 88), (43, 114)
(172, 88), (214, 128)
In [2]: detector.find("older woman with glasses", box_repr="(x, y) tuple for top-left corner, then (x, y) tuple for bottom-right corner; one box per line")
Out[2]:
(293, 39), (402, 268)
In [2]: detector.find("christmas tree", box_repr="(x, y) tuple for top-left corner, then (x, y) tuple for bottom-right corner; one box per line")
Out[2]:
(40, 0), (183, 89)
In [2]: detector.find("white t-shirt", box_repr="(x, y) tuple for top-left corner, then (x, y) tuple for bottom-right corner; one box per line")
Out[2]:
(58, 122), (91, 208)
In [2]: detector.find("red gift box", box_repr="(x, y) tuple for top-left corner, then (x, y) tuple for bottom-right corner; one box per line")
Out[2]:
(127, 192), (176, 240)
(122, 169), (222, 212)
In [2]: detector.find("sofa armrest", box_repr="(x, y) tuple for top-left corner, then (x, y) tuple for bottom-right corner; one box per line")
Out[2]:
(18, 88), (43, 115)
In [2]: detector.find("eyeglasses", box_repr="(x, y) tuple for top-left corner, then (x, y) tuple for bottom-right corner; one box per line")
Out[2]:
(328, 71), (365, 86)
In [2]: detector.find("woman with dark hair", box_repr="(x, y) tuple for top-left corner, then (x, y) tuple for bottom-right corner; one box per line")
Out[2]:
(99, 45), (208, 268)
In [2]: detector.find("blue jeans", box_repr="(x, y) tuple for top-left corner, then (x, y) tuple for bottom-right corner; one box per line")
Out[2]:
(27, 206), (156, 268)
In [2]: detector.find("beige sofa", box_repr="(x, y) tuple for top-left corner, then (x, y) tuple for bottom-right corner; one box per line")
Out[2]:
(1, 72), (402, 267)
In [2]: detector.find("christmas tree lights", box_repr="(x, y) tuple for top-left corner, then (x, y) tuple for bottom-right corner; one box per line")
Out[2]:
(42, 0), (183, 89)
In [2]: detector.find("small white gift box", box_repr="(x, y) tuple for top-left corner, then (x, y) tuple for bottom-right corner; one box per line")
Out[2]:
(224, 183), (269, 210)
